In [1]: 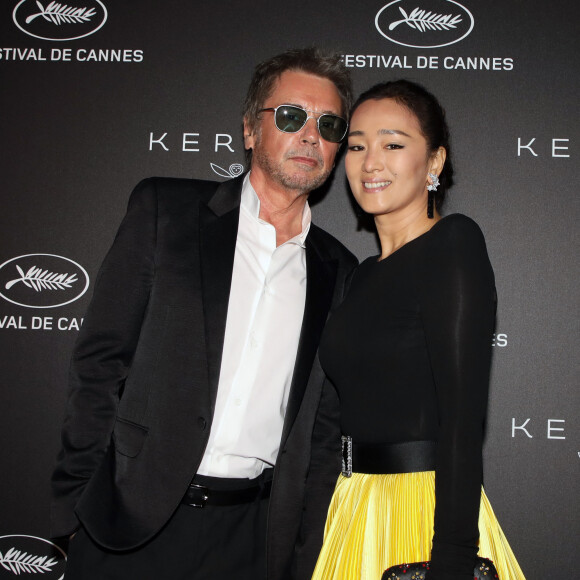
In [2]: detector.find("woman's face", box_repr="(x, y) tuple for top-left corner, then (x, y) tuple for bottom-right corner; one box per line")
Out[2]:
(345, 98), (443, 218)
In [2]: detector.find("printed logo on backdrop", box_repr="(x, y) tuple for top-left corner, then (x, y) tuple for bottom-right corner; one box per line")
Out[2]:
(346, 0), (512, 70)
(0, 254), (89, 309)
(510, 418), (579, 465)
(210, 163), (244, 179)
(7, 1), (142, 63)
(0, 535), (66, 579)
(375, 0), (474, 48)
(13, 0), (107, 41)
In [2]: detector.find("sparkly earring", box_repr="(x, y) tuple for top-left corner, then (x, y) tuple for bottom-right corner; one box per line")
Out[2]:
(427, 173), (439, 219)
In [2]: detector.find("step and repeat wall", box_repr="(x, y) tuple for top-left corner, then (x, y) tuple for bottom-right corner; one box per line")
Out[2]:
(0, 1), (578, 578)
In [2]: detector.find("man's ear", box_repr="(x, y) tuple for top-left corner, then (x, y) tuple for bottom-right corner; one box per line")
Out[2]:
(243, 117), (256, 151)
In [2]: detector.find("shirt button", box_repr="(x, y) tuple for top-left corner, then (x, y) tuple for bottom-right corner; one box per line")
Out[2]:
(197, 417), (207, 430)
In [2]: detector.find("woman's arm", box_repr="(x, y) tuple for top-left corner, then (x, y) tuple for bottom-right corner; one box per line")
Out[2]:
(419, 215), (496, 580)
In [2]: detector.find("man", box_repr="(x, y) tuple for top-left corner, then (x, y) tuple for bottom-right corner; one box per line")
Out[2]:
(51, 47), (356, 580)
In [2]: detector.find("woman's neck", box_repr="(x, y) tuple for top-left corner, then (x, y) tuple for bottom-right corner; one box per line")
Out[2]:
(374, 207), (441, 260)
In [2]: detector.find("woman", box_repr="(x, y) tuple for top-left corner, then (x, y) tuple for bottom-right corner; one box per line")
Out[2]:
(312, 81), (525, 580)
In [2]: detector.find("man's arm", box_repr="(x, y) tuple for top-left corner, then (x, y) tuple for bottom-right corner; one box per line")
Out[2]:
(50, 179), (158, 537)
(293, 374), (341, 579)
(294, 243), (358, 579)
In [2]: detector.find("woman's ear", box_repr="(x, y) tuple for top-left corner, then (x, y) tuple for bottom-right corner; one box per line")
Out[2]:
(429, 146), (446, 176)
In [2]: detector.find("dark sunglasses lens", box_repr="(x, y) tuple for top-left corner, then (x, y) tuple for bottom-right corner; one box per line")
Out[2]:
(318, 114), (347, 143)
(275, 106), (307, 133)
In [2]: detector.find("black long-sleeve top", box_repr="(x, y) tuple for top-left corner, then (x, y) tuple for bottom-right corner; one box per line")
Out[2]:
(319, 214), (496, 580)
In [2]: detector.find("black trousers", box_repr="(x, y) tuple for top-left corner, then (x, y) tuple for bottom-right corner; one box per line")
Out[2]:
(64, 474), (270, 580)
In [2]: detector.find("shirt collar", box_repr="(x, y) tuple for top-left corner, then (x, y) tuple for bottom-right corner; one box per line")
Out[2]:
(241, 172), (311, 248)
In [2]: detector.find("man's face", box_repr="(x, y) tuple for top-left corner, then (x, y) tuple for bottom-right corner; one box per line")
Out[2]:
(244, 70), (343, 196)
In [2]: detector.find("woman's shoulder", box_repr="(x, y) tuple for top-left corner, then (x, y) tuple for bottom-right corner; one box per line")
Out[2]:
(427, 213), (488, 255)
(425, 213), (491, 270)
(432, 213), (485, 241)
(419, 214), (495, 300)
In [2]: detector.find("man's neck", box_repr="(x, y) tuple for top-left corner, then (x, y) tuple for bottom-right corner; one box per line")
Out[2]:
(248, 172), (308, 246)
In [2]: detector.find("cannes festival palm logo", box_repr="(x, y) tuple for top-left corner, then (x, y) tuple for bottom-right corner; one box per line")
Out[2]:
(5, 265), (78, 292)
(376, 0), (474, 48)
(13, 0), (107, 41)
(389, 7), (462, 32)
(24, 2), (97, 25)
(0, 535), (66, 579)
(0, 254), (89, 308)
(0, 546), (58, 575)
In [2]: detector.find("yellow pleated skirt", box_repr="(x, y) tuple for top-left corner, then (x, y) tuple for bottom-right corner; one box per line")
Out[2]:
(312, 471), (526, 580)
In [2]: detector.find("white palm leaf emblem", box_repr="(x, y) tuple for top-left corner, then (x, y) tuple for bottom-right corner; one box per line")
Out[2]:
(26, 1), (96, 25)
(5, 265), (78, 292)
(389, 7), (462, 31)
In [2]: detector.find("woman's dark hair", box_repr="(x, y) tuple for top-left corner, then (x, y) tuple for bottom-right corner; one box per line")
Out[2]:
(351, 79), (454, 209)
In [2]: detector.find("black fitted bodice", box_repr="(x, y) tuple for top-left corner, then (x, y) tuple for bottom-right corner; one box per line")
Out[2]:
(319, 214), (496, 578)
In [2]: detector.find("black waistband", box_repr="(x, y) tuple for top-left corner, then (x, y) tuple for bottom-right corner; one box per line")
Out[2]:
(342, 438), (437, 476)
(182, 479), (272, 507)
(183, 469), (273, 508)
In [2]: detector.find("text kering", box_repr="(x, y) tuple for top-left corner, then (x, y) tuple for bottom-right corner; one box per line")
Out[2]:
(149, 133), (236, 152)
(518, 138), (570, 157)
(512, 418), (566, 439)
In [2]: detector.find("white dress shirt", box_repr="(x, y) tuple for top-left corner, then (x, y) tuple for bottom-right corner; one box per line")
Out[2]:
(197, 173), (310, 478)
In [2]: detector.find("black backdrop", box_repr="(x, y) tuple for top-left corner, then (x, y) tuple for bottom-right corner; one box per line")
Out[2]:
(1, 1), (578, 578)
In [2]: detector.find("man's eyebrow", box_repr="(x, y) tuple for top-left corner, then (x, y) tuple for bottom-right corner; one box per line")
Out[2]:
(279, 103), (341, 115)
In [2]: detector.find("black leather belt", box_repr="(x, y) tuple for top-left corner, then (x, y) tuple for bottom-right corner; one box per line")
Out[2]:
(182, 479), (272, 508)
(341, 437), (437, 477)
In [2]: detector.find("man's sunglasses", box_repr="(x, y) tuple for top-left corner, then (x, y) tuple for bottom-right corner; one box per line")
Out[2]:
(258, 104), (348, 143)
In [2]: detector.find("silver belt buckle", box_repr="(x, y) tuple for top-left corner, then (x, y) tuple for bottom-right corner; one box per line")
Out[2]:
(186, 483), (209, 508)
(341, 435), (352, 477)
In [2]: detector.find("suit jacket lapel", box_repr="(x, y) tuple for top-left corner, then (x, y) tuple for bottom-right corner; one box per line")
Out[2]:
(199, 174), (244, 411)
(282, 230), (337, 442)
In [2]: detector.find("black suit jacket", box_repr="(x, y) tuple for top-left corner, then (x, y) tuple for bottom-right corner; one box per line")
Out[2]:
(51, 175), (357, 579)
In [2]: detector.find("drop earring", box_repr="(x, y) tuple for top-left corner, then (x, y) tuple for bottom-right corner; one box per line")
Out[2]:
(427, 173), (439, 219)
